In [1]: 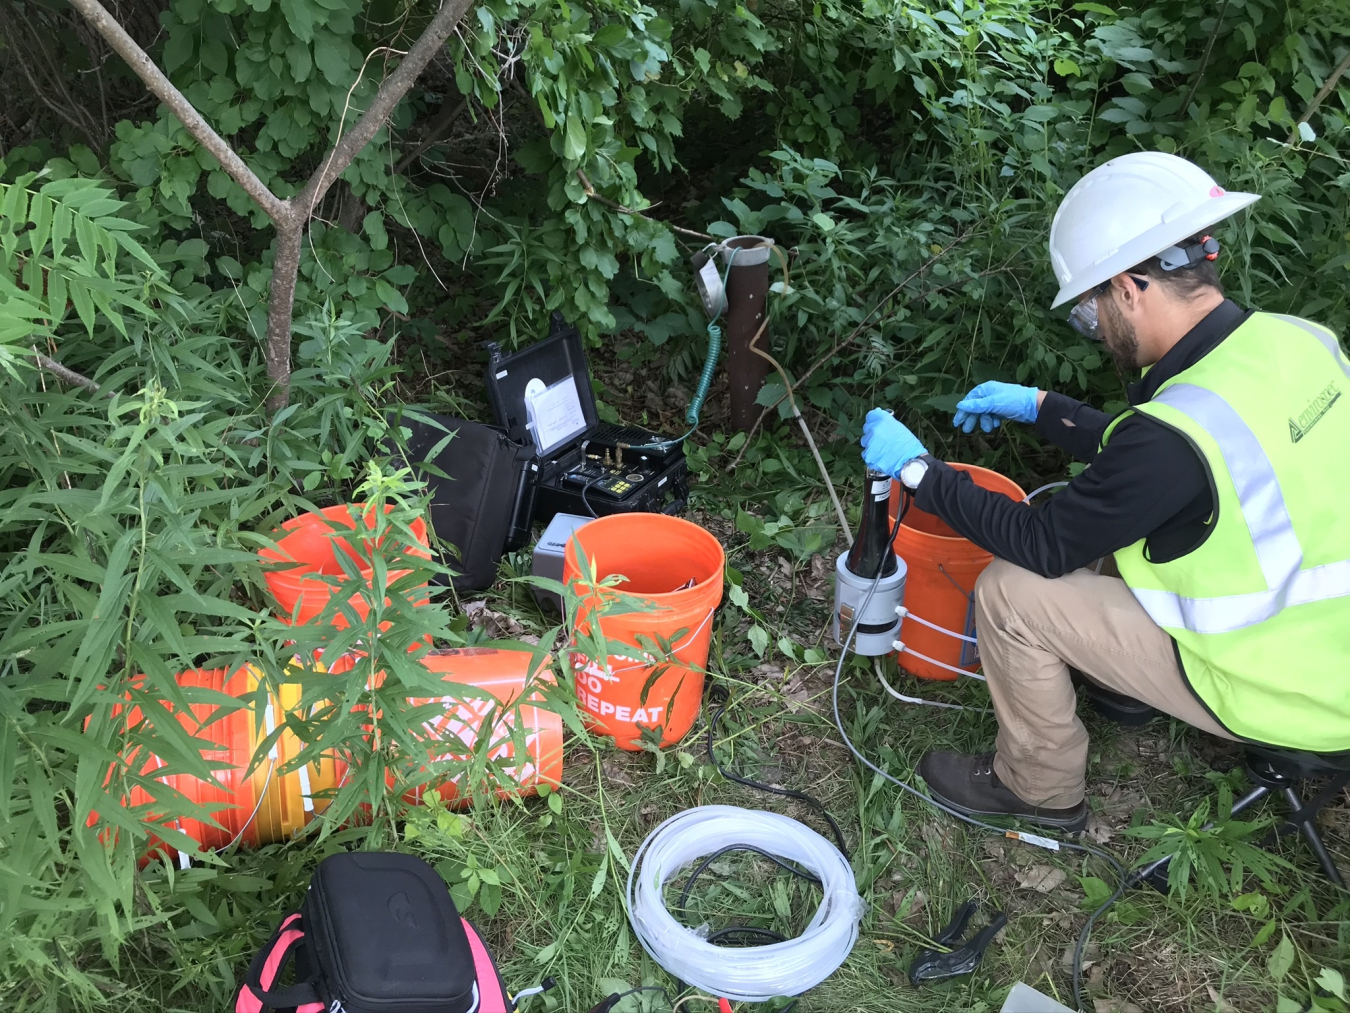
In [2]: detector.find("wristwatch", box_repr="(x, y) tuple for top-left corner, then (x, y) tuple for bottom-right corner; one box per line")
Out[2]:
(899, 456), (930, 491)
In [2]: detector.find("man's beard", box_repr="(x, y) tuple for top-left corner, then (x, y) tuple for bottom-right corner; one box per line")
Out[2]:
(1099, 292), (1140, 372)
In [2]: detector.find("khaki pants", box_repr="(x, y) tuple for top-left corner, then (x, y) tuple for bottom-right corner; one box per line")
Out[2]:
(974, 559), (1235, 808)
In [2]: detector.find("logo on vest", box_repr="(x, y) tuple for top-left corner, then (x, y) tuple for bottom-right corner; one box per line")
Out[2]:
(1289, 382), (1341, 443)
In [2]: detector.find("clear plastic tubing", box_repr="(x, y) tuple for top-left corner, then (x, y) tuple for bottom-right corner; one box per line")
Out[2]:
(626, 805), (863, 1002)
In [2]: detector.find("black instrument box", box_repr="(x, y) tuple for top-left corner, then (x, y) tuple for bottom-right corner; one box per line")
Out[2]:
(390, 409), (537, 592)
(484, 314), (689, 524)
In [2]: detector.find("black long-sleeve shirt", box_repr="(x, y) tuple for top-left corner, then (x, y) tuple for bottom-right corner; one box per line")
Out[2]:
(913, 300), (1252, 577)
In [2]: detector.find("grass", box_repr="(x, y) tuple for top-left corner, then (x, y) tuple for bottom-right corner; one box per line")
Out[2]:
(6, 392), (1348, 1013)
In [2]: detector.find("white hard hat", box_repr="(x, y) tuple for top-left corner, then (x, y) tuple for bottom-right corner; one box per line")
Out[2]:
(1048, 151), (1260, 308)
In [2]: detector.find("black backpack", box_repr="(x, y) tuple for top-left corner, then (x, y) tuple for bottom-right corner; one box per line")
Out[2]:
(235, 852), (511, 1013)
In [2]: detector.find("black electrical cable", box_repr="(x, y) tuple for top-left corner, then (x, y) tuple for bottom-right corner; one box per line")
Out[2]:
(830, 489), (1131, 1013)
(677, 843), (821, 920)
(703, 926), (788, 945)
(581, 477), (600, 518)
(587, 984), (673, 1013)
(706, 692), (850, 856)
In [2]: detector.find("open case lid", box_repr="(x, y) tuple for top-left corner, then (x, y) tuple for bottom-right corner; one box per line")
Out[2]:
(484, 313), (599, 457)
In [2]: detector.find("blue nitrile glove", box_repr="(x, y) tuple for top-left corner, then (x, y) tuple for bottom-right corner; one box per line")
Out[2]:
(861, 408), (929, 478)
(952, 381), (1041, 433)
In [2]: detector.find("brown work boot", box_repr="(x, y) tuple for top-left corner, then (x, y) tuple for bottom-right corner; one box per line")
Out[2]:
(917, 751), (1088, 834)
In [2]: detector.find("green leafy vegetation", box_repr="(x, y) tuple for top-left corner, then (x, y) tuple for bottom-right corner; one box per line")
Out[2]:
(2, 0), (1349, 1009)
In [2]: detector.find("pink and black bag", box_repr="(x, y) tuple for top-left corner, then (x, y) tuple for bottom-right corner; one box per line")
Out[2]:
(235, 852), (511, 1013)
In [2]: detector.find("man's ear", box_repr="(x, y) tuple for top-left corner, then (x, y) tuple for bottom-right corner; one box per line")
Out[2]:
(1109, 272), (1145, 312)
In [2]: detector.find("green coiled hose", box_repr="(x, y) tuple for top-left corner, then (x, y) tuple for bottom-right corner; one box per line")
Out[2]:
(685, 320), (721, 427)
(683, 245), (738, 429)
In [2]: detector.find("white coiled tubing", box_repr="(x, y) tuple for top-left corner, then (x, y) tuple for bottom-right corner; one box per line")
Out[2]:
(626, 805), (863, 1002)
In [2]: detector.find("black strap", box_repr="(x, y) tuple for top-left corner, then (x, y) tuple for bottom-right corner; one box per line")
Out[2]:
(1159, 235), (1220, 271)
(242, 913), (324, 1011)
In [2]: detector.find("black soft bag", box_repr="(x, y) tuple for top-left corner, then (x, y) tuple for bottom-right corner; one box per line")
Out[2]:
(393, 410), (537, 592)
(235, 852), (511, 1013)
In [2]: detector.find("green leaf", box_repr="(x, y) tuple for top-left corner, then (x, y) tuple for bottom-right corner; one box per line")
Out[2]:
(810, 212), (835, 231)
(1316, 968), (1347, 1001)
(563, 113), (588, 162)
(747, 625), (768, 657)
(755, 381), (786, 407)
(1053, 57), (1081, 77)
(278, 0), (315, 42)
(362, 211), (388, 251)
(589, 852), (609, 898)
(1251, 918), (1278, 947)
(313, 32), (349, 80)
(1268, 932), (1294, 983)
(163, 28), (195, 73)
(1071, 2), (1115, 14)
(593, 22), (627, 47)
(1120, 72), (1153, 95)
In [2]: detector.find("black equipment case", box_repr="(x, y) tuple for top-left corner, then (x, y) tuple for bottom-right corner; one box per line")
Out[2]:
(392, 410), (536, 593)
(484, 314), (689, 524)
(234, 852), (511, 1013)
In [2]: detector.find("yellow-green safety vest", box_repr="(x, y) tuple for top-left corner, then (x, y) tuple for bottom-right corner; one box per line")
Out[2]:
(1104, 312), (1350, 751)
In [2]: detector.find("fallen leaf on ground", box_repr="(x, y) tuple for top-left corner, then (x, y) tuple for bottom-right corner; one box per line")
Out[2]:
(462, 600), (528, 639)
(1093, 1000), (1143, 1013)
(1017, 865), (1067, 893)
(1085, 814), (1114, 844)
(599, 758), (632, 786)
(749, 663), (784, 681)
(1206, 986), (1238, 1012)
(1061, 941), (1099, 970)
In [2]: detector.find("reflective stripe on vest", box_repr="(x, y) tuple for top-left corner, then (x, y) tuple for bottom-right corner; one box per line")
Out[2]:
(1270, 314), (1350, 378)
(1128, 381), (1350, 634)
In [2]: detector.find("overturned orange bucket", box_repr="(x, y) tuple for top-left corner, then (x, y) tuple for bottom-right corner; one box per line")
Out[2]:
(406, 647), (564, 804)
(562, 514), (724, 750)
(888, 463), (1025, 681)
(259, 503), (429, 627)
(101, 666), (343, 863)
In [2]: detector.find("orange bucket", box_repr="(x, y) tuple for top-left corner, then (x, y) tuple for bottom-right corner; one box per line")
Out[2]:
(405, 647), (563, 804)
(562, 514), (725, 750)
(104, 666), (343, 862)
(259, 503), (429, 627)
(888, 463), (1025, 681)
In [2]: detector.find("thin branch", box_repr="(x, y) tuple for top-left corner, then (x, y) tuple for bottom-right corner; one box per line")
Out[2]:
(64, 0), (288, 222)
(1181, 0), (1232, 116)
(576, 169), (715, 240)
(394, 97), (469, 174)
(1289, 48), (1350, 145)
(34, 352), (106, 394)
(293, 0), (476, 217)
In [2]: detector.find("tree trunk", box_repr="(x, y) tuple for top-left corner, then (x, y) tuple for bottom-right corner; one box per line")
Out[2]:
(266, 219), (304, 411)
(69, 0), (477, 413)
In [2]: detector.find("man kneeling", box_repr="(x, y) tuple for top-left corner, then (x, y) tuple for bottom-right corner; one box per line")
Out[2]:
(860, 151), (1350, 832)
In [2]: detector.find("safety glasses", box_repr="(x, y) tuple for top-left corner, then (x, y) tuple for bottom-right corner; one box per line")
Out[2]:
(1067, 276), (1149, 341)
(1067, 294), (1104, 341)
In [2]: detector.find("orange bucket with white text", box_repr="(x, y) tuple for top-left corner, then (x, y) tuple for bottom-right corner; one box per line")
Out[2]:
(405, 647), (563, 804)
(562, 514), (725, 750)
(888, 463), (1025, 681)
